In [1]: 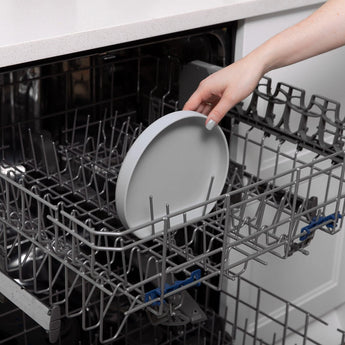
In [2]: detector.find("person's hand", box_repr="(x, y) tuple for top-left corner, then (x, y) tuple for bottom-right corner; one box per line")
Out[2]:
(183, 55), (264, 130)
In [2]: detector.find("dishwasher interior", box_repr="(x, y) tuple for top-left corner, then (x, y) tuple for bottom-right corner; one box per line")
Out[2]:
(0, 24), (345, 345)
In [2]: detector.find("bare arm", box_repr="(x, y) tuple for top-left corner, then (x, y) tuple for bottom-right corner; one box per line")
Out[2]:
(183, 0), (345, 130)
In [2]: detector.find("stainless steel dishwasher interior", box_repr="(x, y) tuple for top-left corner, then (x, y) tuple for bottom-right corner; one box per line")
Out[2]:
(0, 25), (345, 345)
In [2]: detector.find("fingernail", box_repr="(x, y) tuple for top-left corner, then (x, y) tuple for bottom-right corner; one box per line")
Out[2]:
(206, 119), (217, 131)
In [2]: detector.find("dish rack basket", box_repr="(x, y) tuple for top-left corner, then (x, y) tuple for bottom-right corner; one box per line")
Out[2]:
(0, 49), (345, 345)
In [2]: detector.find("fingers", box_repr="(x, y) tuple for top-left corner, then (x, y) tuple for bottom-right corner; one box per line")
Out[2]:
(205, 93), (234, 130)
(182, 70), (235, 130)
(183, 87), (219, 117)
(183, 91), (203, 112)
(195, 102), (213, 115)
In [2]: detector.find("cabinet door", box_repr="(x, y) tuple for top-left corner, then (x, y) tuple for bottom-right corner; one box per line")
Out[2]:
(228, 4), (345, 343)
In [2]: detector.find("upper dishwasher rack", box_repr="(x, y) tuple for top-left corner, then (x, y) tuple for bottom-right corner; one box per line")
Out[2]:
(0, 47), (345, 344)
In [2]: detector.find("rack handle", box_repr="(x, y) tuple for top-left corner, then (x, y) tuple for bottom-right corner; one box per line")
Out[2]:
(145, 269), (201, 306)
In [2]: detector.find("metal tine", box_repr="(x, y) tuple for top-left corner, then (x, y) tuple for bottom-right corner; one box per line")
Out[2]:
(304, 159), (315, 204)
(247, 218), (254, 237)
(149, 195), (155, 235)
(106, 112), (120, 167)
(197, 319), (201, 345)
(79, 157), (90, 201)
(237, 186), (254, 229)
(158, 217), (169, 314)
(145, 255), (160, 287)
(111, 109), (119, 131)
(28, 128), (38, 170)
(6, 180), (20, 213)
(165, 203), (175, 250)
(82, 284), (101, 330)
(18, 123), (26, 164)
(90, 164), (105, 208)
(40, 134), (50, 177)
(101, 108), (108, 142)
(132, 247), (146, 297)
(106, 120), (127, 167)
(33, 252), (49, 294)
(337, 328), (345, 345)
(103, 171), (112, 214)
(286, 168), (301, 257)
(322, 162), (333, 214)
(120, 117), (131, 158)
(65, 149), (76, 194)
(272, 140), (284, 186)
(82, 114), (91, 156)
(202, 221), (207, 271)
(290, 202), (306, 239)
(108, 120), (116, 153)
(221, 304), (229, 345)
(228, 251), (250, 278)
(128, 123), (142, 149)
(241, 128), (251, 169)
(70, 108), (78, 146)
(118, 237), (128, 284)
(288, 149), (299, 198)
(255, 192), (268, 230)
(332, 153), (345, 228)
(71, 213), (79, 264)
(161, 59), (173, 115)
(227, 206), (238, 233)
(302, 313), (310, 345)
(242, 318), (248, 345)
(270, 192), (288, 236)
(271, 332), (276, 345)
(109, 236), (125, 270)
(114, 119), (128, 152)
(281, 303), (290, 345)
(202, 176), (214, 216)
(4, 230), (20, 269)
(84, 218), (95, 244)
(253, 287), (262, 344)
(94, 120), (103, 164)
(339, 189), (345, 230)
(51, 141), (63, 184)
(107, 129), (120, 168)
(100, 287), (136, 343)
(225, 166), (239, 193)
(182, 213), (190, 260)
(256, 135), (267, 179)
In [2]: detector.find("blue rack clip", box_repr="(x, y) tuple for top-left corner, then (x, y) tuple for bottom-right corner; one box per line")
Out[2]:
(144, 269), (202, 306)
(300, 212), (342, 241)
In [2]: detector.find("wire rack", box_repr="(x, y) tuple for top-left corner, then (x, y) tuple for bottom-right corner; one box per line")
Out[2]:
(0, 47), (345, 344)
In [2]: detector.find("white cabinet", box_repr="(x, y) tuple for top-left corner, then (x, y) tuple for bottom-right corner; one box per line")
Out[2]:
(231, 4), (345, 344)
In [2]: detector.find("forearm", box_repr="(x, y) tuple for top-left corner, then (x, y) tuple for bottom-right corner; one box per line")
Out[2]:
(183, 0), (345, 127)
(248, 0), (345, 74)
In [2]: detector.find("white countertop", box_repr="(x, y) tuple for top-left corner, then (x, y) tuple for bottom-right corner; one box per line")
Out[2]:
(1, 0), (323, 68)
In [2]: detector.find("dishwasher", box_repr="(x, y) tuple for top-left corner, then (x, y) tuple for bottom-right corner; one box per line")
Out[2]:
(0, 22), (345, 345)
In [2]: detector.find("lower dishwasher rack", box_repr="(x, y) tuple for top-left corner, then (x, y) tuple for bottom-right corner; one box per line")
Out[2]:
(0, 58), (345, 344)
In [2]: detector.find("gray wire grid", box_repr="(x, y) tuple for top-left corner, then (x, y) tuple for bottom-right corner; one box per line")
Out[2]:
(0, 49), (344, 344)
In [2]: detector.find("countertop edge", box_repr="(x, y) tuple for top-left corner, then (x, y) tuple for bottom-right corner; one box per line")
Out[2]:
(0, 0), (323, 68)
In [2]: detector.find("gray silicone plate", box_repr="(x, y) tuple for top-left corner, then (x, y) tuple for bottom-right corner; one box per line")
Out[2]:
(115, 110), (229, 238)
